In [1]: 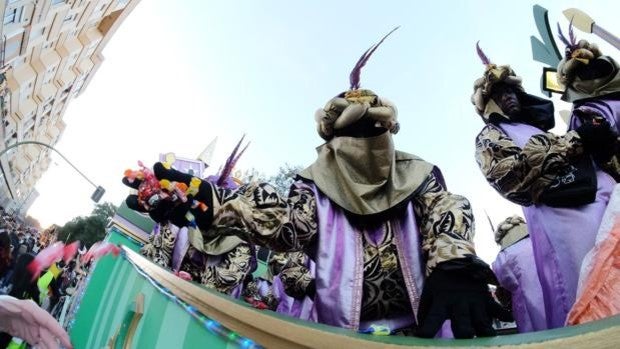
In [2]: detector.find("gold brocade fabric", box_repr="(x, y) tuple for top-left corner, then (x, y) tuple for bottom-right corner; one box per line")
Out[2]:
(475, 124), (584, 206)
(298, 132), (433, 216)
(189, 226), (245, 256)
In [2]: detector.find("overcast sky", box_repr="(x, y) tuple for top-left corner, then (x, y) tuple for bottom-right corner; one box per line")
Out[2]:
(27, 0), (619, 263)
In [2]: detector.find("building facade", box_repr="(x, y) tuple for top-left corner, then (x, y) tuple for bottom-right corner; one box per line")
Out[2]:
(0, 0), (140, 214)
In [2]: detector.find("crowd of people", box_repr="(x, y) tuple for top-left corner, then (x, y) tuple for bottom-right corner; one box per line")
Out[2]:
(0, 209), (82, 348)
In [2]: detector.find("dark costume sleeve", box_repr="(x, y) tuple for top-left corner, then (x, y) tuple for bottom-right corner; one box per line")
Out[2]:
(475, 124), (585, 206)
(201, 243), (254, 294)
(140, 223), (176, 268)
(412, 168), (476, 276)
(271, 251), (314, 299)
(209, 181), (318, 253)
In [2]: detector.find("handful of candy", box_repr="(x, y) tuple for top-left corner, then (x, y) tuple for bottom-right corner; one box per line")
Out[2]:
(124, 161), (189, 211)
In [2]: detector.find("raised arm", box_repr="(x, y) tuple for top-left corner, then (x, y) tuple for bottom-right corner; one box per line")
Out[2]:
(475, 124), (585, 206)
(132, 163), (319, 253)
(209, 180), (318, 252)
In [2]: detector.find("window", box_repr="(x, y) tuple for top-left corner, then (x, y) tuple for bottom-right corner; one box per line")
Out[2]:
(3, 8), (17, 25)
(52, 0), (65, 5)
(3, 35), (23, 61)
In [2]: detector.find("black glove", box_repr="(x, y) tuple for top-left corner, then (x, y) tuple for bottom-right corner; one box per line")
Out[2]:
(575, 120), (617, 162)
(416, 258), (513, 339)
(153, 162), (214, 204)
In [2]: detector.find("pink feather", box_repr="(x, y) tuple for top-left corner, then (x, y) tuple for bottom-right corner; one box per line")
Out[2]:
(557, 19), (578, 57)
(63, 241), (80, 264)
(476, 41), (491, 66)
(349, 26), (400, 90)
(557, 23), (572, 48)
(82, 242), (100, 262)
(217, 135), (249, 187)
(568, 18), (576, 46)
(27, 242), (65, 281)
(82, 242), (121, 264)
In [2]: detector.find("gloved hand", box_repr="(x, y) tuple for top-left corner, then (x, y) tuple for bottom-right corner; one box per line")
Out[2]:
(575, 119), (617, 162)
(0, 295), (73, 349)
(123, 163), (214, 230)
(416, 258), (513, 339)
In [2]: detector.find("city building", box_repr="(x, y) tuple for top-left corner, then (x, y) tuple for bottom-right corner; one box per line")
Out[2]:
(0, 0), (141, 215)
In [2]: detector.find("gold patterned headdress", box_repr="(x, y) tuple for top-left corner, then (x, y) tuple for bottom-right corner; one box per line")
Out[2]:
(495, 215), (528, 250)
(556, 21), (604, 87)
(315, 27), (400, 140)
(471, 42), (524, 119)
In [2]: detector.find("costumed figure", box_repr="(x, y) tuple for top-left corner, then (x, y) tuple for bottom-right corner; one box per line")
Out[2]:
(555, 25), (620, 325)
(125, 141), (256, 298)
(491, 216), (546, 332)
(557, 23), (620, 178)
(131, 28), (511, 338)
(472, 42), (618, 328)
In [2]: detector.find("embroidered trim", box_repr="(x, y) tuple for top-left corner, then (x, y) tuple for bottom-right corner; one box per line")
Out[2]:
(351, 230), (364, 331)
(392, 220), (420, 323)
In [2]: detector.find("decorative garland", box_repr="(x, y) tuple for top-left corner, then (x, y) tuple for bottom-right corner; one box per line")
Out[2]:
(65, 268), (93, 332)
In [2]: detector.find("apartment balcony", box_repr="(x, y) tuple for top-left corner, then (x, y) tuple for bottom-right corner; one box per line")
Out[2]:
(46, 125), (61, 142)
(56, 69), (76, 90)
(12, 153), (30, 174)
(74, 57), (94, 76)
(24, 144), (40, 162)
(16, 97), (37, 122)
(78, 27), (103, 50)
(56, 119), (66, 131)
(39, 156), (51, 171)
(24, 176), (35, 188)
(32, 50), (61, 75)
(36, 132), (53, 145)
(32, 166), (42, 180)
(57, 36), (83, 58)
(36, 83), (58, 105)
(7, 63), (36, 90)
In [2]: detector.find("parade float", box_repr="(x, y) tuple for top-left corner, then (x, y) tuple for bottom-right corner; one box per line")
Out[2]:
(64, 151), (620, 348)
(61, 199), (620, 349)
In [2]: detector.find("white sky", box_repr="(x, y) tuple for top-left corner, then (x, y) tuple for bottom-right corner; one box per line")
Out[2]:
(27, 0), (619, 263)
